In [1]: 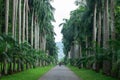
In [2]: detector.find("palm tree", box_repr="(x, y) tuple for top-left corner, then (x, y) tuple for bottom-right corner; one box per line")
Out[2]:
(18, 0), (21, 44)
(3, 0), (9, 75)
(0, 0), (57, 76)
(22, 0), (26, 42)
(5, 0), (9, 35)
(31, 11), (34, 47)
(97, 4), (102, 46)
(26, 0), (29, 42)
(103, 0), (109, 49)
(14, 0), (18, 40)
(110, 0), (115, 39)
(93, 1), (97, 48)
(12, 0), (15, 38)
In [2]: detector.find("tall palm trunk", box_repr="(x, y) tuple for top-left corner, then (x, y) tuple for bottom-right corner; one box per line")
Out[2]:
(98, 10), (102, 46)
(41, 35), (45, 51)
(4, 0), (9, 75)
(43, 34), (46, 51)
(37, 24), (40, 50)
(26, 0), (28, 42)
(18, 0), (21, 44)
(31, 11), (34, 47)
(13, 58), (16, 72)
(110, 0), (115, 39)
(103, 0), (111, 75)
(22, 0), (26, 42)
(93, 2), (97, 48)
(34, 18), (37, 49)
(5, 0), (9, 35)
(14, 0), (18, 40)
(12, 0), (15, 38)
(85, 36), (88, 55)
(103, 0), (109, 49)
(110, 0), (116, 76)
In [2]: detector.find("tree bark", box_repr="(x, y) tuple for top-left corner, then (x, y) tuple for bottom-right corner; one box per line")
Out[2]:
(110, 0), (115, 39)
(34, 18), (37, 49)
(85, 36), (88, 55)
(3, 59), (7, 75)
(103, 0), (109, 49)
(5, 0), (9, 35)
(93, 3), (97, 48)
(12, 0), (15, 38)
(18, 0), (21, 44)
(26, 0), (28, 42)
(37, 24), (40, 50)
(98, 10), (102, 46)
(31, 11), (34, 47)
(4, 0), (9, 75)
(22, 0), (26, 42)
(14, 0), (18, 40)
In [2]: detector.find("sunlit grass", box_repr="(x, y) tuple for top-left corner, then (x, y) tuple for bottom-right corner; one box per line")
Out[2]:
(1, 65), (54, 80)
(68, 66), (117, 80)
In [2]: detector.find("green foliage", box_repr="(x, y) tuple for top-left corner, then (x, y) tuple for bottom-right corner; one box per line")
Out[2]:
(0, 34), (55, 75)
(0, 0), (57, 77)
(1, 66), (54, 80)
(69, 66), (117, 80)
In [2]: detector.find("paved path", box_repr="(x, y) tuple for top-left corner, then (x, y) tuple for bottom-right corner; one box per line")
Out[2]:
(39, 65), (81, 80)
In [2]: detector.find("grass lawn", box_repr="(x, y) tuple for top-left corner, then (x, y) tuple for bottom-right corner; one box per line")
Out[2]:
(0, 65), (54, 80)
(68, 66), (118, 80)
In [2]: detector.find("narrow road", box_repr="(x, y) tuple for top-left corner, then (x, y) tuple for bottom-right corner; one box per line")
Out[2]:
(39, 65), (81, 80)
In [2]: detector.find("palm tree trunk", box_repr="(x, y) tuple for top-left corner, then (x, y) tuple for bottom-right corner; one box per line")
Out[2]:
(79, 44), (82, 58)
(34, 18), (37, 49)
(14, 0), (18, 40)
(85, 36), (88, 55)
(110, 0), (115, 39)
(26, 0), (28, 42)
(103, 0), (111, 75)
(22, 0), (26, 42)
(103, 0), (109, 49)
(37, 24), (40, 50)
(5, 0), (9, 35)
(31, 11), (34, 47)
(98, 10), (102, 46)
(3, 59), (7, 75)
(3, 0), (9, 75)
(12, 0), (15, 38)
(40, 34), (42, 50)
(13, 58), (16, 72)
(8, 62), (13, 74)
(18, 59), (21, 72)
(42, 34), (46, 51)
(18, 0), (21, 44)
(93, 2), (97, 48)
(110, 0), (116, 76)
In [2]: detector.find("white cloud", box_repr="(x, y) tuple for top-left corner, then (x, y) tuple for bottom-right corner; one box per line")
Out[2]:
(51, 0), (77, 42)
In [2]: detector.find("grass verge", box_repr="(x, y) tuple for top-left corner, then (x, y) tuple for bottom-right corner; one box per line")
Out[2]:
(68, 66), (117, 80)
(0, 65), (54, 80)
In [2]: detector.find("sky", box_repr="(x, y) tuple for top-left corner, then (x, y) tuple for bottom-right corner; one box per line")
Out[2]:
(51, 0), (78, 42)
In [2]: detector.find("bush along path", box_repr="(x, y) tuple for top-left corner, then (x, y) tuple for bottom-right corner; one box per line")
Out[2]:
(69, 66), (118, 80)
(0, 65), (54, 80)
(61, 0), (120, 79)
(0, 0), (57, 77)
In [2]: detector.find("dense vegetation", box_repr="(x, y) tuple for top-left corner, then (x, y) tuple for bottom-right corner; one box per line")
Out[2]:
(61, 0), (120, 79)
(0, 0), (57, 77)
(69, 66), (117, 80)
(1, 65), (53, 80)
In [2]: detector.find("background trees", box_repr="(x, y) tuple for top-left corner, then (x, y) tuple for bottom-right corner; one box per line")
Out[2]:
(61, 0), (120, 79)
(0, 0), (57, 76)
